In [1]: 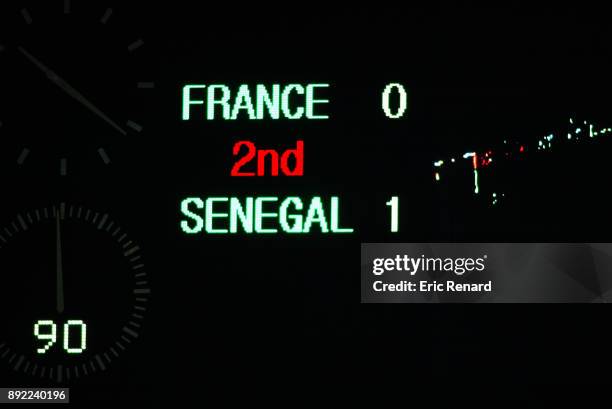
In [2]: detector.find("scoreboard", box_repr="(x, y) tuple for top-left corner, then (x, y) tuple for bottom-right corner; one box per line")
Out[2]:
(1, 0), (612, 403)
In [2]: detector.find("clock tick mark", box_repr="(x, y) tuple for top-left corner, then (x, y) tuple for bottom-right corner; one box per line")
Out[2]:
(98, 148), (111, 164)
(21, 8), (33, 25)
(134, 288), (151, 295)
(17, 148), (30, 165)
(97, 214), (109, 229)
(127, 38), (144, 52)
(124, 246), (140, 257)
(14, 355), (24, 371)
(17, 215), (28, 231)
(122, 327), (138, 338)
(128, 321), (141, 329)
(126, 120), (143, 132)
(95, 355), (106, 371)
(137, 82), (155, 89)
(100, 8), (113, 24)
(60, 158), (67, 176)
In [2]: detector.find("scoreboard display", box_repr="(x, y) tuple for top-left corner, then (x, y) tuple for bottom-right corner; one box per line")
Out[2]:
(1, 0), (612, 403)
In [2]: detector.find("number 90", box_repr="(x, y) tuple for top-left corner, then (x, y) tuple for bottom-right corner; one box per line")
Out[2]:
(34, 320), (87, 354)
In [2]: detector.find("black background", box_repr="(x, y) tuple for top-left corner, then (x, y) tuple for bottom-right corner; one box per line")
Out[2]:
(1, 0), (612, 403)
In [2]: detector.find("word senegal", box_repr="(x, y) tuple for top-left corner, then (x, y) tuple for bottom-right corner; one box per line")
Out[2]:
(182, 83), (330, 120)
(180, 196), (353, 234)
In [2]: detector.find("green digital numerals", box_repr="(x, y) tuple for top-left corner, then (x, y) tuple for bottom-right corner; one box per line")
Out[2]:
(34, 320), (87, 355)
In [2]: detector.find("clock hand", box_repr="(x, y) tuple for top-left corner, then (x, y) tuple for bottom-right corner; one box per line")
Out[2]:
(56, 210), (64, 314)
(17, 46), (127, 136)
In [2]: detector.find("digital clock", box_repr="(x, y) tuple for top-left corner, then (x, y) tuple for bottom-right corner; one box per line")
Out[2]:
(0, 203), (150, 382)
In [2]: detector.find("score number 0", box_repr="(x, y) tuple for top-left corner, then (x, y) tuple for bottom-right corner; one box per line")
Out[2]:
(382, 83), (408, 119)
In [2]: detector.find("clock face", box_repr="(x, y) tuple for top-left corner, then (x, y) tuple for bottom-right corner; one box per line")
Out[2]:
(0, 1), (154, 176)
(0, 203), (150, 381)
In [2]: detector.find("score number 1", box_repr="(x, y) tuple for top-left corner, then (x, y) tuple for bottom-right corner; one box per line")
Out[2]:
(34, 320), (87, 354)
(386, 196), (399, 232)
